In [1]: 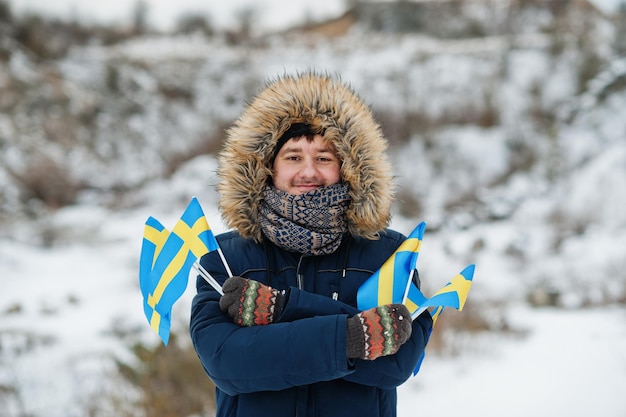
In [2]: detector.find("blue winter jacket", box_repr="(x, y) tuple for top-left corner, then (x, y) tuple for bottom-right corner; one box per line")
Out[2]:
(190, 229), (433, 417)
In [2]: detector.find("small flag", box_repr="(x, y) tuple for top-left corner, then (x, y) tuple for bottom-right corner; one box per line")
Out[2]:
(139, 197), (220, 345)
(410, 264), (475, 322)
(170, 197), (220, 258)
(357, 222), (426, 311)
(409, 264), (474, 375)
(139, 216), (171, 343)
(355, 221), (476, 376)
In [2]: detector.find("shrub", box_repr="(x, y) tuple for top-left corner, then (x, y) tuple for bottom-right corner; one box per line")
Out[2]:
(100, 331), (216, 417)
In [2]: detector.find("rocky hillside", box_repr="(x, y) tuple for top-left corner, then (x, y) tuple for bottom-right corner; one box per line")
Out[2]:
(1, 0), (625, 300)
(0, 1), (625, 416)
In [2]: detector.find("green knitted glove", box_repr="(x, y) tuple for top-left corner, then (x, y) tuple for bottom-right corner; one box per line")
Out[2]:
(219, 277), (283, 327)
(346, 304), (412, 360)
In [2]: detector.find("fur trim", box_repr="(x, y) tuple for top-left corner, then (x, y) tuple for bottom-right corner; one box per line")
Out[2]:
(217, 72), (394, 242)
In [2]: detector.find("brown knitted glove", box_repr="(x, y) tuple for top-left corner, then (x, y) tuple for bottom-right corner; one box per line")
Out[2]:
(219, 277), (283, 327)
(346, 304), (412, 360)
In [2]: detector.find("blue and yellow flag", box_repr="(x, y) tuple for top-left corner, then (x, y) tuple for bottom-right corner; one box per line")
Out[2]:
(409, 264), (474, 375)
(139, 197), (219, 345)
(355, 221), (476, 375)
(411, 264), (475, 321)
(357, 222), (426, 311)
(139, 216), (171, 342)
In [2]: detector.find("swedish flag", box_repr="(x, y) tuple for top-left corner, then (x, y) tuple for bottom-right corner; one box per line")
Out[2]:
(411, 264), (475, 322)
(409, 264), (474, 375)
(357, 222), (426, 311)
(139, 216), (170, 342)
(139, 197), (219, 345)
(356, 221), (475, 375)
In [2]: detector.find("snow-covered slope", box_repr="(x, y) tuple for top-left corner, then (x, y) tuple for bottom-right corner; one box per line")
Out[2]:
(1, 1), (625, 415)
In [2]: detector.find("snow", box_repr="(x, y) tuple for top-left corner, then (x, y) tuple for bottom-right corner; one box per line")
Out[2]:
(400, 306), (626, 417)
(1, 2), (626, 416)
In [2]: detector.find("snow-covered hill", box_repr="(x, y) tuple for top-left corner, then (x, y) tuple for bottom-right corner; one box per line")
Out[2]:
(1, 1), (625, 416)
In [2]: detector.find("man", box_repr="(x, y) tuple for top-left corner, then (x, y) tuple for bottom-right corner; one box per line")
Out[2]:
(190, 73), (433, 417)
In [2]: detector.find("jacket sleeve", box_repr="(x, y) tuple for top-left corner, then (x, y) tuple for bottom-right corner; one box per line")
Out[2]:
(190, 277), (355, 396)
(279, 288), (433, 388)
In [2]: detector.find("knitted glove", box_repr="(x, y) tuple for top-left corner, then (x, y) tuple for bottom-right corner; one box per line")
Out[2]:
(219, 276), (283, 327)
(346, 304), (412, 360)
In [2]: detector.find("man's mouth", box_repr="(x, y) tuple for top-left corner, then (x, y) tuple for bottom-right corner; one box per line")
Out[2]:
(295, 183), (321, 192)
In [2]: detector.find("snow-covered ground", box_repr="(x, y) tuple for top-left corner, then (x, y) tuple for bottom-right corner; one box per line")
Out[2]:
(399, 306), (626, 417)
(1, 153), (624, 416)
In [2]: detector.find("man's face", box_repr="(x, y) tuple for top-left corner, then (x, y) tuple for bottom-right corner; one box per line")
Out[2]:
(272, 134), (341, 195)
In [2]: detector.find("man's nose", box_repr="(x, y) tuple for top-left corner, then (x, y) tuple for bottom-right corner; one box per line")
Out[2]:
(300, 158), (319, 177)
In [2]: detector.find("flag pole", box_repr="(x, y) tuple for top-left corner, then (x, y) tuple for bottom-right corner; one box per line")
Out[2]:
(216, 248), (233, 278)
(193, 261), (224, 295)
(402, 269), (415, 304)
(411, 305), (428, 320)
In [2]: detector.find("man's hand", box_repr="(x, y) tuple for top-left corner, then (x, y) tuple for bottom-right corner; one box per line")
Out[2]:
(346, 304), (412, 360)
(219, 277), (283, 326)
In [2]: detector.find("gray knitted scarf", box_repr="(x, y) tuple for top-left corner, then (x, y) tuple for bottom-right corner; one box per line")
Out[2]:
(258, 183), (351, 255)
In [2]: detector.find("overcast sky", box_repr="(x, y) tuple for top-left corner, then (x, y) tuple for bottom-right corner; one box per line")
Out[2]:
(6, 0), (348, 32)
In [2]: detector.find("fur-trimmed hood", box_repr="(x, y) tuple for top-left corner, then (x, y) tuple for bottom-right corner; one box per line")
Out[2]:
(217, 73), (394, 242)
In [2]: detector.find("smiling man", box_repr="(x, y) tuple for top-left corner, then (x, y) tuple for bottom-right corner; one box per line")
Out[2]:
(190, 73), (433, 417)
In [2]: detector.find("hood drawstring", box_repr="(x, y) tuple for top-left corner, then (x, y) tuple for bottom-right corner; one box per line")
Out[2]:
(331, 235), (353, 301)
(262, 238), (272, 287)
(341, 234), (352, 279)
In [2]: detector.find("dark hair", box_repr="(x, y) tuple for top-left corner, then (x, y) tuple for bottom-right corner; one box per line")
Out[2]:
(272, 123), (315, 163)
